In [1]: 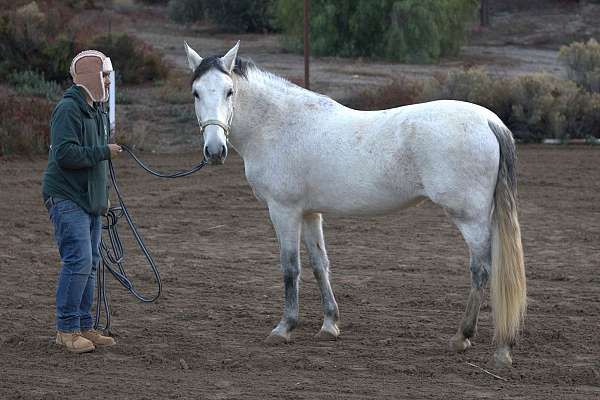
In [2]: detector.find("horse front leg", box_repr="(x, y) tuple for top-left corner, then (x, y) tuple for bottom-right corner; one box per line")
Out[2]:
(265, 204), (302, 344)
(302, 213), (340, 340)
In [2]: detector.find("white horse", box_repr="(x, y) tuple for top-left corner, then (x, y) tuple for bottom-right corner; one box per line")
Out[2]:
(184, 41), (527, 368)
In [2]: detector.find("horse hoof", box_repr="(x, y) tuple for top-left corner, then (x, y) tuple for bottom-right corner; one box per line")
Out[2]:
(494, 348), (513, 368)
(265, 332), (290, 345)
(315, 329), (339, 341)
(450, 334), (471, 353)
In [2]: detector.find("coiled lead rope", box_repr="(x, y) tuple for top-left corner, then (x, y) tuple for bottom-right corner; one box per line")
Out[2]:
(94, 146), (207, 334)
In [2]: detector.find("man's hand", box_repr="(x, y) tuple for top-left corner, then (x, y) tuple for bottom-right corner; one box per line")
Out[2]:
(108, 143), (122, 158)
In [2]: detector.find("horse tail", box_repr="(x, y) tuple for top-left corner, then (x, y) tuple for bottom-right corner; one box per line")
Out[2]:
(488, 121), (527, 346)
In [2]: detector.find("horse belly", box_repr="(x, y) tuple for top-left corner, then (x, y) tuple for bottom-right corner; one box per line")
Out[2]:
(306, 174), (425, 216)
(311, 195), (426, 216)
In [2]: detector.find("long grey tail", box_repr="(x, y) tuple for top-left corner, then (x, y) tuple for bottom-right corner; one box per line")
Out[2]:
(488, 121), (527, 346)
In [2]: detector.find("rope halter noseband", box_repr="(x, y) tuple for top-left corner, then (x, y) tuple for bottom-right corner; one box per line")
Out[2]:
(199, 119), (231, 139)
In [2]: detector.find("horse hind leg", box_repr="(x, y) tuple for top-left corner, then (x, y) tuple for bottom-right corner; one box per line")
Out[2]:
(449, 217), (492, 353)
(302, 213), (340, 340)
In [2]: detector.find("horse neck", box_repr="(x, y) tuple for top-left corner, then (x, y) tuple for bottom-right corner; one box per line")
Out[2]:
(230, 71), (331, 157)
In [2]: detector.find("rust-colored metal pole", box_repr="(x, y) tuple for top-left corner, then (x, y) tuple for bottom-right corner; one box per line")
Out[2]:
(304, 0), (310, 89)
(480, 0), (490, 27)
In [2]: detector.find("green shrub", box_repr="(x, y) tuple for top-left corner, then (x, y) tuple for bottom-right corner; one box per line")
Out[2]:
(274, 0), (478, 62)
(88, 33), (169, 84)
(386, 0), (479, 62)
(205, 0), (275, 33)
(167, 0), (275, 32)
(0, 93), (54, 155)
(7, 70), (63, 101)
(559, 39), (600, 93)
(273, 0), (303, 52)
(63, 0), (111, 9)
(167, 0), (205, 24)
(136, 0), (170, 4)
(40, 35), (77, 82)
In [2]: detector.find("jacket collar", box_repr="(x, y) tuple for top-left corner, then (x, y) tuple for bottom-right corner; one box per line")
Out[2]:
(64, 85), (96, 117)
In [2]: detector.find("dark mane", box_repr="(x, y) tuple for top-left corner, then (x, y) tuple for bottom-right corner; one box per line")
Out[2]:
(191, 56), (255, 85)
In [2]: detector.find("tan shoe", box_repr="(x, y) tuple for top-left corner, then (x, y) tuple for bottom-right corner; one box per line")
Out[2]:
(55, 331), (95, 353)
(81, 329), (116, 346)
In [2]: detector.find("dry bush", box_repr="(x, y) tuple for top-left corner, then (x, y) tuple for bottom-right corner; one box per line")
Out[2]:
(88, 33), (169, 84)
(563, 90), (600, 139)
(0, 1), (170, 156)
(0, 1), (102, 82)
(424, 68), (497, 106)
(0, 91), (53, 155)
(0, 1), (124, 81)
(112, 120), (153, 151)
(344, 68), (599, 141)
(559, 38), (600, 92)
(425, 69), (599, 141)
(342, 76), (424, 111)
(285, 75), (306, 87)
(503, 74), (581, 140)
(1, 2), (168, 85)
(157, 73), (191, 105)
(424, 70), (600, 141)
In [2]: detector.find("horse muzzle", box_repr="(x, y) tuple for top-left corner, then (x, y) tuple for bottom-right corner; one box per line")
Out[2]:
(204, 144), (227, 165)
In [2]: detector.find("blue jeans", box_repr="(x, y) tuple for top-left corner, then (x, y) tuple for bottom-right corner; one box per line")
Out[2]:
(48, 198), (101, 333)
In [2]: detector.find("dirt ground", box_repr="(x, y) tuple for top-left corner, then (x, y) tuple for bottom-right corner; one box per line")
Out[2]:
(0, 145), (599, 399)
(2, 2), (600, 398)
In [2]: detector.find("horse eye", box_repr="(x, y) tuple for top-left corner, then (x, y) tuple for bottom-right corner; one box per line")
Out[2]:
(226, 89), (233, 98)
(193, 91), (199, 99)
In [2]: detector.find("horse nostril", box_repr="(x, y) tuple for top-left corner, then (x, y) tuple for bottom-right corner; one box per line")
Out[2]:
(204, 145), (211, 159)
(220, 145), (227, 158)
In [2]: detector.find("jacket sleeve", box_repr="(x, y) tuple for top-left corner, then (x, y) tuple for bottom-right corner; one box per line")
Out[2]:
(52, 103), (111, 169)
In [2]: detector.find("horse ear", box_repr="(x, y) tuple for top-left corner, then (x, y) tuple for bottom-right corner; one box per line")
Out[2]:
(184, 41), (202, 72)
(220, 41), (240, 74)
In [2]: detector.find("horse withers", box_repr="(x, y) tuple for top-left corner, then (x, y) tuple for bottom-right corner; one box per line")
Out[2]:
(184, 41), (526, 368)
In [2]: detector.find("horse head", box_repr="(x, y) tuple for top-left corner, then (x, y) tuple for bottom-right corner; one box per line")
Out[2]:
(184, 41), (239, 164)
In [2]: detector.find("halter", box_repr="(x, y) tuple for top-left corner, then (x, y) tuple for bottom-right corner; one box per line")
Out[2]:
(199, 119), (231, 139)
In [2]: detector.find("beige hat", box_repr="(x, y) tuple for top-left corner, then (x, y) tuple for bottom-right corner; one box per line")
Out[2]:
(70, 50), (113, 102)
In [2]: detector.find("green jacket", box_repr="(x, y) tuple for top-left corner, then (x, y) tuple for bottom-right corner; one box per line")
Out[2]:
(42, 85), (111, 216)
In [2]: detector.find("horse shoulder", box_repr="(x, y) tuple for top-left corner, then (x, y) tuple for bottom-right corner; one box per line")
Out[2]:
(243, 152), (306, 207)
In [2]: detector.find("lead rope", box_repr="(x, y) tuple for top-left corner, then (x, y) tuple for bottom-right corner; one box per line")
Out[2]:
(94, 145), (208, 334)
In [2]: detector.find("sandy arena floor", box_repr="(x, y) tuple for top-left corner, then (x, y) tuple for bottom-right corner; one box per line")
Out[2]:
(0, 145), (599, 399)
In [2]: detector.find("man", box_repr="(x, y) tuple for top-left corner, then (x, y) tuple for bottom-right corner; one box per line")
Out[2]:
(42, 50), (122, 353)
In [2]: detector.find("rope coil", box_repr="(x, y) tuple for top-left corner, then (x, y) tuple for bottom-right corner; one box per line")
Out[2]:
(94, 145), (207, 334)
